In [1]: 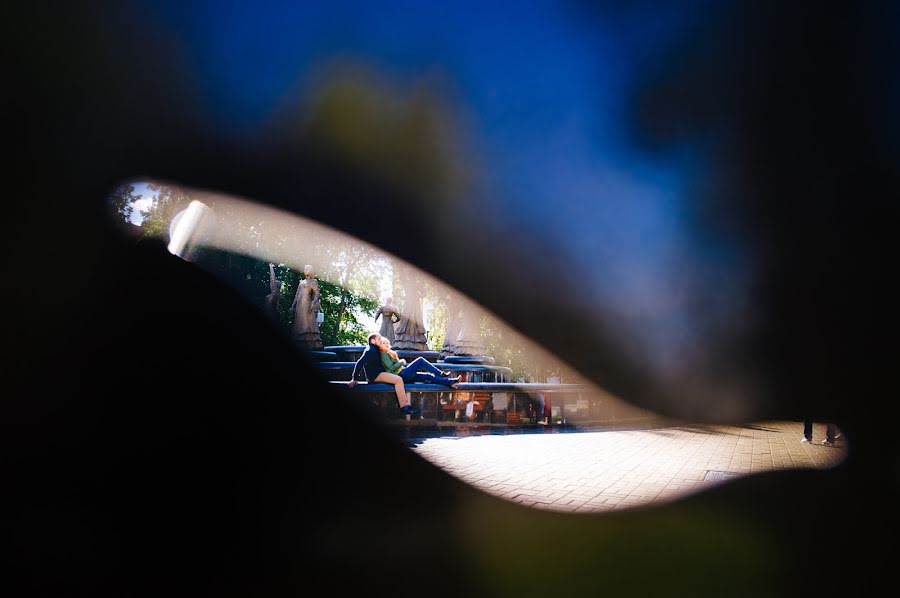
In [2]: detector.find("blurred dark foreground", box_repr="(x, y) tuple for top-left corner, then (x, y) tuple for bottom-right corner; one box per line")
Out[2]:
(3, 1), (898, 596)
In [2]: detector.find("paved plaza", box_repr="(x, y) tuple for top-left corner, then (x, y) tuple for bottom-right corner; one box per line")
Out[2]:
(410, 421), (846, 512)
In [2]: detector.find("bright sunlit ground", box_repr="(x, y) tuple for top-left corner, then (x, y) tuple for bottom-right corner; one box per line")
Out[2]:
(410, 421), (846, 512)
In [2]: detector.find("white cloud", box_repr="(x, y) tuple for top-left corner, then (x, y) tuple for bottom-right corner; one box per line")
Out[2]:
(128, 196), (154, 225)
(132, 197), (153, 213)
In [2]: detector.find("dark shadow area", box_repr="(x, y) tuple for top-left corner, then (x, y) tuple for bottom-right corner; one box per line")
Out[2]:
(647, 424), (785, 437)
(4, 1), (896, 596)
(738, 424), (783, 434)
(642, 426), (736, 438)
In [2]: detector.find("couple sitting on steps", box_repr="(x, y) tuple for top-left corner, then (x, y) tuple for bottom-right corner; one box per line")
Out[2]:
(348, 333), (460, 416)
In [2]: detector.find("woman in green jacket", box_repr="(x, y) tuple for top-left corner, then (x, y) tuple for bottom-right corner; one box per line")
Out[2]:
(377, 337), (460, 387)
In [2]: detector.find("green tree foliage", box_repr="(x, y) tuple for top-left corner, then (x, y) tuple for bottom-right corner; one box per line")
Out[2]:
(138, 183), (192, 240)
(107, 183), (140, 223)
(425, 299), (447, 352)
(316, 278), (379, 346)
(481, 316), (562, 382)
(190, 248), (377, 346)
(108, 181), (383, 346)
(108, 181), (561, 371)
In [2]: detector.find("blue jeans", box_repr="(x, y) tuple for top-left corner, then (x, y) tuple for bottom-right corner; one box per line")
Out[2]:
(399, 357), (455, 386)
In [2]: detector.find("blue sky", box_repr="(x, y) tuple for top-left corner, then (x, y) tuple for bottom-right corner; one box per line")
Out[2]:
(134, 0), (736, 370)
(129, 182), (154, 225)
(137, 0), (703, 257)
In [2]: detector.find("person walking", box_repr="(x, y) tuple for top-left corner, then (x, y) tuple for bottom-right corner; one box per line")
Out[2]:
(801, 418), (840, 445)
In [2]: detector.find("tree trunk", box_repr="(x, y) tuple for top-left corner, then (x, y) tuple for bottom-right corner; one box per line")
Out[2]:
(334, 256), (359, 338)
(335, 288), (349, 334)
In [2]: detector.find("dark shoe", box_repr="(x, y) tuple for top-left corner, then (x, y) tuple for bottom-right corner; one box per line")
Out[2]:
(400, 405), (420, 415)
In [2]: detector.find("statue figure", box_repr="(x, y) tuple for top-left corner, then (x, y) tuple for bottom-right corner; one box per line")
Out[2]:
(374, 297), (400, 344)
(392, 271), (428, 351)
(452, 300), (486, 356)
(289, 264), (324, 350)
(263, 263), (283, 322)
(441, 295), (463, 356)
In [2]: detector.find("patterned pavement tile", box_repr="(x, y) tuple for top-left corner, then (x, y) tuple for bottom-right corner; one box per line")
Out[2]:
(410, 421), (847, 512)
